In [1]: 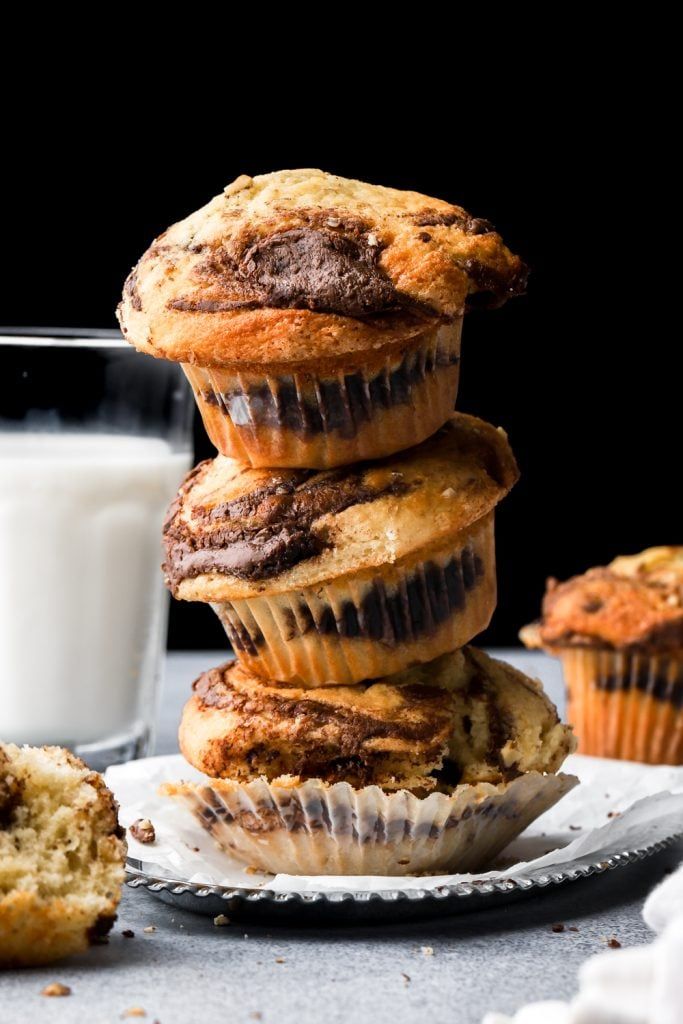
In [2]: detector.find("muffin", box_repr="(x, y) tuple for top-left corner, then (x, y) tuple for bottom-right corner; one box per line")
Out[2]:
(118, 169), (526, 468)
(165, 647), (576, 875)
(163, 412), (519, 686)
(0, 743), (126, 967)
(521, 547), (683, 763)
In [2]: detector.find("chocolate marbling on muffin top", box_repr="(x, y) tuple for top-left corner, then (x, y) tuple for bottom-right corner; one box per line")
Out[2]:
(521, 547), (683, 652)
(163, 412), (519, 601)
(118, 169), (526, 369)
(179, 647), (574, 791)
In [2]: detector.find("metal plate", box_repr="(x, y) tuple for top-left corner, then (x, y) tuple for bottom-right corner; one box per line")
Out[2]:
(125, 829), (681, 924)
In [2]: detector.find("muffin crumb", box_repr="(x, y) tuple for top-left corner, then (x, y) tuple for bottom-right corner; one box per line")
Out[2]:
(607, 936), (622, 949)
(129, 818), (156, 844)
(42, 983), (71, 997)
(143, 925), (156, 933)
(551, 923), (565, 933)
(213, 914), (231, 927)
(122, 929), (135, 939)
(420, 946), (434, 956)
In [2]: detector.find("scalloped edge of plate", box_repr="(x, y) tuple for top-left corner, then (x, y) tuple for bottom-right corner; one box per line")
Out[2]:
(125, 829), (682, 913)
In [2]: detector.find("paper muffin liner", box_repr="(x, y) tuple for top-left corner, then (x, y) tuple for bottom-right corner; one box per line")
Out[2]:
(212, 513), (496, 687)
(181, 319), (462, 468)
(162, 771), (577, 876)
(560, 647), (683, 763)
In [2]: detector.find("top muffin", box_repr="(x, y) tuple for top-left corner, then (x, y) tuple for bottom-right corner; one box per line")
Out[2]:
(521, 547), (683, 651)
(117, 169), (526, 368)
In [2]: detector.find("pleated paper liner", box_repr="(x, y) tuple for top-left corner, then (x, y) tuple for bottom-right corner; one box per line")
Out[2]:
(213, 512), (496, 687)
(561, 647), (683, 763)
(161, 771), (577, 876)
(181, 319), (462, 468)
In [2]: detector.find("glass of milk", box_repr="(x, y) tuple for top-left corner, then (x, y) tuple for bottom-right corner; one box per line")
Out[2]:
(0, 330), (193, 768)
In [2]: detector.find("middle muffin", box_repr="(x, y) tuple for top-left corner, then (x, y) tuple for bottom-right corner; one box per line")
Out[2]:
(164, 412), (518, 686)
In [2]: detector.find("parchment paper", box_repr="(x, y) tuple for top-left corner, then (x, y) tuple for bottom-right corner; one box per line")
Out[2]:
(106, 754), (683, 893)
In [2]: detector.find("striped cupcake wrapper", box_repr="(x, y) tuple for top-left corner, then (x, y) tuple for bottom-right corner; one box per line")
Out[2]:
(212, 513), (496, 687)
(561, 647), (683, 763)
(182, 319), (462, 468)
(162, 770), (577, 876)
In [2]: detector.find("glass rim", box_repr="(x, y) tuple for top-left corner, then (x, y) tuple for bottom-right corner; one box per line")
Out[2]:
(0, 327), (128, 349)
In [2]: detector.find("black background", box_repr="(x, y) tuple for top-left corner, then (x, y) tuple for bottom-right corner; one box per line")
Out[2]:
(2, 70), (678, 650)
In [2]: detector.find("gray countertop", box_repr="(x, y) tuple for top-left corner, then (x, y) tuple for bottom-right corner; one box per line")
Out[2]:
(3, 650), (680, 1024)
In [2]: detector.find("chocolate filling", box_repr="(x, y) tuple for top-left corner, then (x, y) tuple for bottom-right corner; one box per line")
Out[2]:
(195, 669), (451, 746)
(0, 747), (24, 829)
(87, 913), (117, 945)
(465, 669), (517, 776)
(194, 668), (452, 789)
(164, 468), (409, 585)
(462, 257), (529, 310)
(412, 209), (495, 234)
(171, 224), (433, 319)
(201, 344), (459, 439)
(238, 227), (400, 317)
(595, 663), (683, 708)
(430, 758), (463, 788)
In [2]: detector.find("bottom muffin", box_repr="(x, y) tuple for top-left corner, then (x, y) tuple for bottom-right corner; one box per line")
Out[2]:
(163, 647), (576, 875)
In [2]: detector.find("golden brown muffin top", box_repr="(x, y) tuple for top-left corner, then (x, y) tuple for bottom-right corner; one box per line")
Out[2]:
(178, 647), (574, 791)
(163, 412), (519, 600)
(521, 546), (683, 652)
(117, 169), (526, 368)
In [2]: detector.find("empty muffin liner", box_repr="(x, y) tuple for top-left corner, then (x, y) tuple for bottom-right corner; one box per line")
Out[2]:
(181, 319), (462, 468)
(560, 647), (683, 763)
(161, 771), (577, 876)
(212, 513), (496, 687)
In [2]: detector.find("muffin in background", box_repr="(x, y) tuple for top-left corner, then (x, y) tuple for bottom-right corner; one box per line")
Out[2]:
(163, 412), (519, 687)
(164, 646), (576, 876)
(521, 547), (683, 763)
(118, 168), (526, 468)
(0, 744), (126, 967)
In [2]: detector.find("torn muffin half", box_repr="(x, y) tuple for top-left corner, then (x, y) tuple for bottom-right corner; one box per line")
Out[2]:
(163, 647), (576, 876)
(0, 744), (126, 967)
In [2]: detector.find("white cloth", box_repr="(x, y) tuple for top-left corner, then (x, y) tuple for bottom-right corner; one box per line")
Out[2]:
(483, 863), (683, 1024)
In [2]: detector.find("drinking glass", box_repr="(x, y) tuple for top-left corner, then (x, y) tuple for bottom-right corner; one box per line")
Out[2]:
(0, 329), (193, 768)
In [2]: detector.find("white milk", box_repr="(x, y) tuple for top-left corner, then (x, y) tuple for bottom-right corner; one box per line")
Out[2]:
(0, 434), (190, 746)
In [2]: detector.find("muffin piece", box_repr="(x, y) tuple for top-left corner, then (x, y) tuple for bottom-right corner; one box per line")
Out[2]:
(166, 647), (576, 876)
(118, 169), (526, 468)
(164, 412), (519, 686)
(521, 547), (683, 763)
(0, 744), (126, 967)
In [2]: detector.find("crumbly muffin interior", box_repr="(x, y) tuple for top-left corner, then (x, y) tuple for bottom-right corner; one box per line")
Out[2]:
(0, 744), (125, 913)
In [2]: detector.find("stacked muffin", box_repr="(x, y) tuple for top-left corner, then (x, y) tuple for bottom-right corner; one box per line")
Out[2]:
(119, 169), (576, 875)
